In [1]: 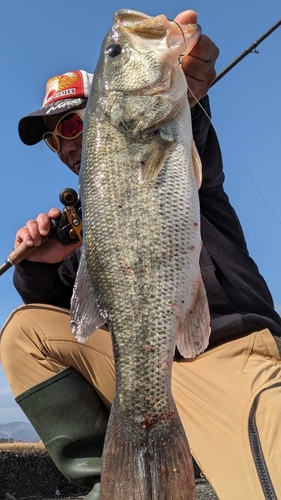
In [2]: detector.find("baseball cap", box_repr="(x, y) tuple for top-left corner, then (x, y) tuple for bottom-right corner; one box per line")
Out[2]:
(18, 70), (93, 146)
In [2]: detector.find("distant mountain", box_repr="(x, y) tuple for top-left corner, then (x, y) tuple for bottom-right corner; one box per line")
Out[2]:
(0, 421), (40, 442)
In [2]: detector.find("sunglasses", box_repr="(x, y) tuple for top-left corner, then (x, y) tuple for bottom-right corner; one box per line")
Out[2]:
(43, 108), (85, 153)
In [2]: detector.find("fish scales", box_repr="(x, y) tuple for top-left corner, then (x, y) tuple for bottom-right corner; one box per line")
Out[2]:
(71, 9), (210, 500)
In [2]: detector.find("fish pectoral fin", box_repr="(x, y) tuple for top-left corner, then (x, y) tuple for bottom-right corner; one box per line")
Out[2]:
(70, 250), (107, 342)
(192, 139), (202, 189)
(176, 275), (210, 358)
(139, 132), (174, 183)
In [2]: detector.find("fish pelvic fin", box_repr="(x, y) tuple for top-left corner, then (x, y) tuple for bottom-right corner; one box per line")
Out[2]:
(70, 249), (107, 342)
(139, 132), (174, 183)
(176, 274), (211, 358)
(100, 406), (196, 499)
(192, 139), (202, 189)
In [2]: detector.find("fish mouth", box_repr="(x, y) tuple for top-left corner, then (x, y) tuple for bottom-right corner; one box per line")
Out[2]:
(107, 11), (201, 100)
(114, 10), (171, 38)
(114, 9), (201, 58)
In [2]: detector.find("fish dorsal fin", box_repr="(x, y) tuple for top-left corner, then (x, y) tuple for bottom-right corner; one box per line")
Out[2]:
(70, 250), (107, 342)
(192, 139), (202, 189)
(139, 132), (174, 183)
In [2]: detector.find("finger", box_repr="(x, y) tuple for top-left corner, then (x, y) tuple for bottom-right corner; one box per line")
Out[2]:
(181, 36), (219, 79)
(48, 207), (61, 219)
(14, 227), (37, 248)
(188, 35), (219, 64)
(24, 219), (46, 245)
(181, 35), (219, 103)
(174, 10), (198, 25)
(34, 213), (53, 237)
(183, 53), (217, 90)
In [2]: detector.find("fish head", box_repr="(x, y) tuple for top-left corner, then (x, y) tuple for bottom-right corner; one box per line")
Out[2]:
(94, 9), (201, 101)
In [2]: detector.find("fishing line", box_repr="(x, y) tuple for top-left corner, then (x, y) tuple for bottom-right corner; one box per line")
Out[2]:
(185, 16), (281, 226)
(187, 85), (281, 226)
(169, 19), (186, 63)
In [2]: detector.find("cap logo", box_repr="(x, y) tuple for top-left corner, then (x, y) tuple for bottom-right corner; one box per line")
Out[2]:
(45, 98), (84, 114)
(42, 71), (85, 107)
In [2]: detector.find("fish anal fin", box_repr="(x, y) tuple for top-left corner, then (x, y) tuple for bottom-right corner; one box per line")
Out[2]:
(177, 275), (210, 358)
(139, 133), (174, 183)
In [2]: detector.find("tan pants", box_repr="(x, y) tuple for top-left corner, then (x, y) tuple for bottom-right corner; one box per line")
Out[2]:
(1, 303), (281, 500)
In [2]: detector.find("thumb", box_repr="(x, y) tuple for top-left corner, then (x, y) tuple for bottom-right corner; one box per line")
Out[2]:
(174, 9), (198, 25)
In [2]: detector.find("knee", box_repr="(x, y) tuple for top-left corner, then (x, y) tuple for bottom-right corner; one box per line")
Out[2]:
(0, 305), (35, 365)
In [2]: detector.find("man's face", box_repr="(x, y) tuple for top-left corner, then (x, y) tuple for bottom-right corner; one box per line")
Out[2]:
(44, 105), (86, 175)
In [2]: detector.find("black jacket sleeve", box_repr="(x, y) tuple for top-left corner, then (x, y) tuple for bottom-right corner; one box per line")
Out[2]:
(192, 97), (281, 343)
(13, 249), (81, 309)
(192, 96), (248, 252)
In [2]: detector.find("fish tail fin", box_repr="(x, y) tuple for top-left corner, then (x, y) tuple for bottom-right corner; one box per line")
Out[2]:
(177, 274), (211, 358)
(100, 406), (195, 499)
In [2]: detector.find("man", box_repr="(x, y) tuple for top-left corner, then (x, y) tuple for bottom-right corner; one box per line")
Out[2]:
(1, 10), (281, 500)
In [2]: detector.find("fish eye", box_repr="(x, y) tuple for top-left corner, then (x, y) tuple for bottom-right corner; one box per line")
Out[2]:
(106, 44), (123, 58)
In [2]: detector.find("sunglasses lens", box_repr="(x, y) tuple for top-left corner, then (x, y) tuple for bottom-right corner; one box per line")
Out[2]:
(57, 113), (83, 138)
(43, 110), (84, 152)
(44, 133), (60, 152)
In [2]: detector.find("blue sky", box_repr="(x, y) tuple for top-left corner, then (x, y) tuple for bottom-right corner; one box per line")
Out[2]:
(0, 0), (280, 423)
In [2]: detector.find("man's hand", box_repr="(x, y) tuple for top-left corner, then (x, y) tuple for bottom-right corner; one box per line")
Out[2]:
(14, 207), (81, 264)
(174, 10), (219, 107)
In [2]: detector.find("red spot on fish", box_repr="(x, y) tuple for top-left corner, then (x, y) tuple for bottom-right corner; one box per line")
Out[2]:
(143, 344), (152, 352)
(126, 266), (132, 272)
(139, 409), (176, 431)
(189, 245), (195, 250)
(141, 415), (156, 428)
(193, 222), (198, 226)
(167, 409), (176, 421)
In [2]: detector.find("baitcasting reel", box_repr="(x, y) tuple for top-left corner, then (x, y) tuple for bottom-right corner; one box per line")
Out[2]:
(54, 188), (83, 245)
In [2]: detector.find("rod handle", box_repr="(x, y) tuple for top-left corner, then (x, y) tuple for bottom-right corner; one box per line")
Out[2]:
(7, 237), (49, 266)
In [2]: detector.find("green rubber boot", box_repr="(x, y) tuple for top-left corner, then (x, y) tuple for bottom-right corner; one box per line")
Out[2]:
(16, 366), (109, 500)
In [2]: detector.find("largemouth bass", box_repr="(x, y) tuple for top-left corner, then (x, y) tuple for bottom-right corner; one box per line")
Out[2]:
(71, 9), (210, 500)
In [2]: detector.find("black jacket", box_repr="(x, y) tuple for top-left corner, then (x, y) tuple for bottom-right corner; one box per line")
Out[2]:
(14, 96), (281, 347)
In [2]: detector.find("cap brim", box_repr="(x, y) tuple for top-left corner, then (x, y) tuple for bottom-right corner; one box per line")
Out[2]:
(18, 97), (87, 146)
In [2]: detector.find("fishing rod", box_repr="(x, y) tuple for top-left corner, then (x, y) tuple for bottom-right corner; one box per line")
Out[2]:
(211, 18), (281, 87)
(0, 188), (82, 276)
